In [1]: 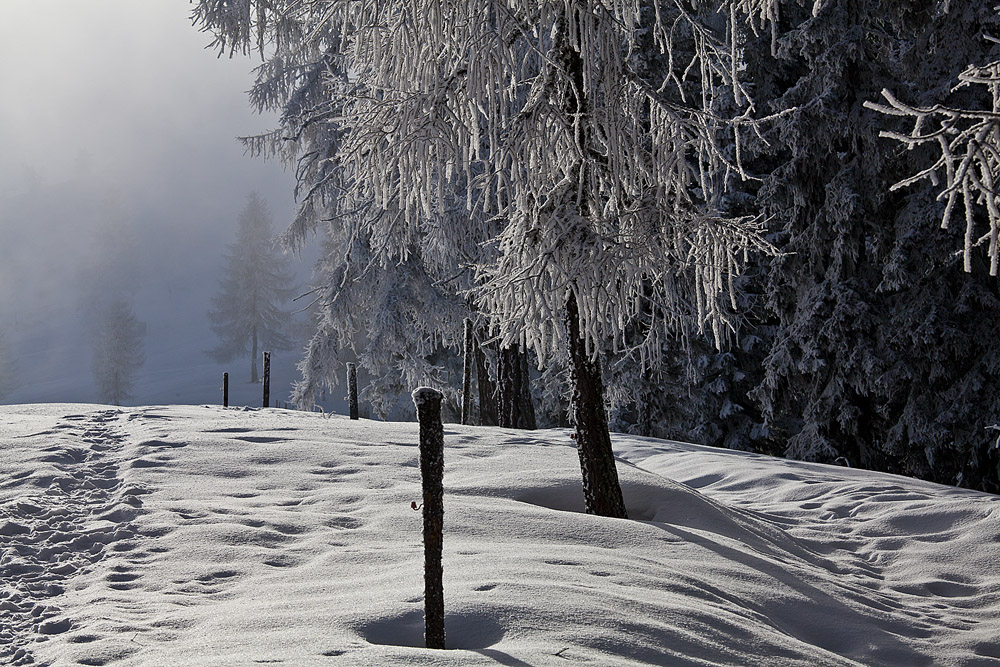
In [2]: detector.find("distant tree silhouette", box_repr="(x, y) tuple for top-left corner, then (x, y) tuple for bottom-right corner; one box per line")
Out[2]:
(0, 329), (15, 400)
(208, 192), (297, 382)
(92, 299), (145, 405)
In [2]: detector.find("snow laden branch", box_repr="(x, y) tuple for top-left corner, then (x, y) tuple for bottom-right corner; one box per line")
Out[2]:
(475, 207), (770, 365)
(189, 0), (782, 426)
(866, 56), (1000, 275)
(331, 0), (776, 367)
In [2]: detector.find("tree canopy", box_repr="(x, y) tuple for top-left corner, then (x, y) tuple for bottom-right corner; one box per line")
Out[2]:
(193, 1), (1000, 494)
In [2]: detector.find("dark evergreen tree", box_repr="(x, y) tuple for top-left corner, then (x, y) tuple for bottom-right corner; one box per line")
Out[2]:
(728, 1), (1000, 491)
(208, 192), (298, 383)
(866, 4), (1000, 491)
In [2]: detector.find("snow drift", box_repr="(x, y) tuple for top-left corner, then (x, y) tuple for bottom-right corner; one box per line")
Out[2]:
(1, 404), (998, 665)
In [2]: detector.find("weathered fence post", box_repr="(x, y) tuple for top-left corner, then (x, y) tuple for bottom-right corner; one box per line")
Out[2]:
(262, 352), (270, 408)
(348, 362), (359, 420)
(223, 372), (229, 408)
(412, 387), (445, 650)
(461, 319), (473, 425)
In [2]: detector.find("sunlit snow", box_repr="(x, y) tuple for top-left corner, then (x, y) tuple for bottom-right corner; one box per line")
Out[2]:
(1, 404), (998, 665)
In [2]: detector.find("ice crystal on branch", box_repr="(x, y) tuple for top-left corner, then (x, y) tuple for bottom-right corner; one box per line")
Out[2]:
(867, 47), (1000, 275)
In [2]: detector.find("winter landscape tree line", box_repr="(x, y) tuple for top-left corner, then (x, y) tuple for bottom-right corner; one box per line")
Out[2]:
(190, 0), (1000, 504)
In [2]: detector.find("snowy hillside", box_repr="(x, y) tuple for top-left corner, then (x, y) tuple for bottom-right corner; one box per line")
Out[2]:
(1, 404), (998, 666)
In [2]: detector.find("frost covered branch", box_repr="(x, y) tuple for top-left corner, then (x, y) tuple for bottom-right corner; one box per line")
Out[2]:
(866, 55), (1000, 275)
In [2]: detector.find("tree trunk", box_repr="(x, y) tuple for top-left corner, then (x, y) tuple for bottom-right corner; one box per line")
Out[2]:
(553, 11), (626, 518)
(474, 338), (498, 427)
(518, 349), (537, 430)
(497, 344), (536, 430)
(251, 329), (259, 384)
(461, 319), (474, 425)
(566, 292), (627, 519)
(497, 345), (517, 428)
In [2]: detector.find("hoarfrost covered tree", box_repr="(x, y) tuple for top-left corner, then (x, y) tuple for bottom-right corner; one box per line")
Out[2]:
(861, 5), (1000, 489)
(193, 0), (775, 517)
(295, 218), (471, 419)
(194, 2), (500, 421)
(208, 192), (298, 383)
(714, 0), (903, 467)
(92, 299), (145, 406)
(732, 1), (1000, 490)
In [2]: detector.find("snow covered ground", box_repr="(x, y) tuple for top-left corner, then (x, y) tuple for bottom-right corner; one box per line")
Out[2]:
(1, 404), (998, 666)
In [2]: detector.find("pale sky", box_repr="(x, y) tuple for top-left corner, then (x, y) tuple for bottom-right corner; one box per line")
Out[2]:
(0, 1), (289, 196)
(0, 1), (310, 404)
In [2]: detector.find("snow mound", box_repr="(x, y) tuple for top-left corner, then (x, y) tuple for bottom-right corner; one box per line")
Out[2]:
(1, 404), (998, 666)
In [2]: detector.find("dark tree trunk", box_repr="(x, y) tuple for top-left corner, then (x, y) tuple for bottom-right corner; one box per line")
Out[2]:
(474, 338), (498, 427)
(412, 387), (446, 650)
(497, 344), (536, 430)
(518, 350), (537, 430)
(553, 15), (626, 518)
(461, 319), (474, 425)
(566, 292), (627, 519)
(497, 345), (517, 428)
(251, 329), (259, 384)
(223, 372), (229, 408)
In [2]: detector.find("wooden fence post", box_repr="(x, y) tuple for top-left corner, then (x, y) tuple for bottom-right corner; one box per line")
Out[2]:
(262, 352), (270, 408)
(412, 387), (445, 650)
(348, 362), (359, 420)
(223, 372), (229, 408)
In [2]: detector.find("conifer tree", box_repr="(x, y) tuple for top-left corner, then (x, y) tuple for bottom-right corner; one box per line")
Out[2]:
(193, 1), (774, 517)
(0, 329), (15, 400)
(725, 1), (1000, 491)
(208, 192), (298, 383)
(863, 5), (1000, 489)
(92, 299), (145, 406)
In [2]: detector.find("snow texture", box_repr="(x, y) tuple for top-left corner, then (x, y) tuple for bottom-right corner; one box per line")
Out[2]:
(1, 404), (998, 665)
(411, 387), (444, 408)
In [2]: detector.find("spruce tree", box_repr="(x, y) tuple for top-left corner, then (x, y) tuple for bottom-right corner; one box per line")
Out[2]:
(0, 329), (15, 400)
(92, 299), (145, 406)
(722, 1), (1000, 491)
(208, 192), (298, 383)
(864, 4), (1000, 490)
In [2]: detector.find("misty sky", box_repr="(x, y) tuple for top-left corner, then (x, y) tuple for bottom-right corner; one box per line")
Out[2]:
(0, 1), (314, 406)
